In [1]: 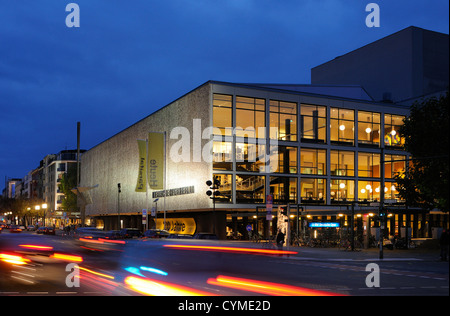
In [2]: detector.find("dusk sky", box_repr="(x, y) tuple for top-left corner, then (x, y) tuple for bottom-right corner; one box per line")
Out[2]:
(1, 0), (448, 192)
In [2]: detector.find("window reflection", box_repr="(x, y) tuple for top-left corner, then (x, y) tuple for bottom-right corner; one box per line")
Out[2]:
(300, 148), (326, 175)
(358, 111), (380, 146)
(300, 178), (326, 203)
(330, 108), (355, 145)
(270, 100), (297, 141)
(330, 150), (354, 176)
(384, 114), (405, 147)
(236, 174), (265, 204)
(300, 104), (327, 143)
(270, 176), (297, 204)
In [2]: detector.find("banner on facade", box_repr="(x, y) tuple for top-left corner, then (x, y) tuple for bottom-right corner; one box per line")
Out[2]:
(156, 218), (196, 235)
(147, 132), (165, 190)
(135, 139), (147, 192)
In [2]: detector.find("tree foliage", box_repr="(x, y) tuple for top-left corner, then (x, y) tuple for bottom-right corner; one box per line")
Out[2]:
(395, 91), (449, 211)
(58, 163), (78, 212)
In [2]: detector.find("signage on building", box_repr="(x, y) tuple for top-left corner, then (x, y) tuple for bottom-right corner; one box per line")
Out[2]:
(309, 222), (340, 228)
(156, 218), (196, 235)
(152, 185), (195, 198)
(135, 139), (147, 192)
(148, 132), (165, 190)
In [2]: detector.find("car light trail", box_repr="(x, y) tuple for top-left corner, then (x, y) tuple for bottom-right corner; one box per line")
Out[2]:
(19, 244), (54, 251)
(0, 253), (30, 265)
(78, 266), (115, 280)
(163, 244), (297, 256)
(50, 253), (83, 262)
(124, 276), (214, 296)
(207, 275), (345, 296)
(139, 266), (168, 276)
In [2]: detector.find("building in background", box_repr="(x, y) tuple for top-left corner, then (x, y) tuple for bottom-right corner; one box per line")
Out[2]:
(79, 26), (449, 240)
(311, 26), (449, 104)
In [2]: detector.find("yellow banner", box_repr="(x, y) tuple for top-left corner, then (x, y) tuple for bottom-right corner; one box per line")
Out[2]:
(135, 139), (147, 192)
(156, 218), (196, 235)
(148, 132), (165, 190)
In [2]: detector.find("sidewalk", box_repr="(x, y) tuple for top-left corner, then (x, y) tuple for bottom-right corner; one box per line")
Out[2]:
(285, 246), (443, 262)
(231, 240), (443, 262)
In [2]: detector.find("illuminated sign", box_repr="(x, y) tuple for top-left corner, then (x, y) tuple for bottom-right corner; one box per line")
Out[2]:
(156, 218), (196, 235)
(309, 222), (340, 228)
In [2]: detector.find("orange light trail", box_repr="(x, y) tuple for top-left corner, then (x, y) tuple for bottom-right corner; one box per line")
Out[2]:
(78, 266), (115, 280)
(124, 276), (214, 296)
(50, 253), (83, 262)
(207, 275), (345, 296)
(163, 244), (297, 256)
(19, 244), (54, 251)
(0, 253), (30, 265)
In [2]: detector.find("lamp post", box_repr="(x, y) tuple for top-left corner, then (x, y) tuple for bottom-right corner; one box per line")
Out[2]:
(117, 183), (121, 230)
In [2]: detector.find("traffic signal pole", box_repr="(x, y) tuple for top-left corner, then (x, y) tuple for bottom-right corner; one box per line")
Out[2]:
(379, 148), (385, 260)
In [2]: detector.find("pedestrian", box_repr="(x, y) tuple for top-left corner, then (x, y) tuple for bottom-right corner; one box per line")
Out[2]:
(439, 229), (449, 261)
(276, 229), (285, 251)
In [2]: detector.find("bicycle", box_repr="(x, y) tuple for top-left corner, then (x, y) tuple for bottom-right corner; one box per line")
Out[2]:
(339, 238), (363, 251)
(261, 236), (276, 249)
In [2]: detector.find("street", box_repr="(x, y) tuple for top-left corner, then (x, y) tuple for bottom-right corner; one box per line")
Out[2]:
(0, 230), (448, 296)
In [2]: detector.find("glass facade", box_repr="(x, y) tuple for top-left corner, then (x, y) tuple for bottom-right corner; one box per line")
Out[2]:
(211, 93), (408, 205)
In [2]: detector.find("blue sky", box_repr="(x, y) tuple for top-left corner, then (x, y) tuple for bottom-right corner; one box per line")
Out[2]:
(0, 0), (448, 192)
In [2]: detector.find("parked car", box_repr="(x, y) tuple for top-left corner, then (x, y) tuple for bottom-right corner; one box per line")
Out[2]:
(9, 225), (23, 233)
(36, 226), (55, 235)
(118, 228), (142, 239)
(143, 229), (170, 239)
(193, 232), (218, 240)
(27, 225), (36, 231)
(167, 234), (193, 239)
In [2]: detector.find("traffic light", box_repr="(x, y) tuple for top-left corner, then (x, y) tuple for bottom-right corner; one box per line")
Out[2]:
(280, 206), (288, 216)
(206, 177), (220, 199)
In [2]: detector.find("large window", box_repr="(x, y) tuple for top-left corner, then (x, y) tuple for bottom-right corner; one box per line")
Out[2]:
(236, 142), (266, 172)
(269, 146), (297, 174)
(300, 178), (326, 203)
(330, 108), (355, 145)
(213, 174), (233, 203)
(213, 94), (232, 136)
(236, 96), (266, 138)
(270, 177), (297, 204)
(384, 114), (405, 147)
(384, 154), (406, 179)
(270, 100), (297, 141)
(236, 174), (265, 204)
(330, 150), (355, 176)
(358, 180), (381, 202)
(300, 148), (326, 175)
(330, 179), (355, 202)
(213, 141), (233, 171)
(300, 104), (327, 143)
(358, 111), (381, 146)
(358, 152), (381, 178)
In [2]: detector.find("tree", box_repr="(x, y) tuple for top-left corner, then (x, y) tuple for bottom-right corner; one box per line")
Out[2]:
(59, 163), (78, 213)
(395, 91), (449, 211)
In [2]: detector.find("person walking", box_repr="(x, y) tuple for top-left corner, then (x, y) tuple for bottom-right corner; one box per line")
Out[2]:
(276, 229), (285, 252)
(439, 229), (449, 261)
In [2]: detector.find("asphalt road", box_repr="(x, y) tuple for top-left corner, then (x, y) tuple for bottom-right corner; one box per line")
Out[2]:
(1, 231), (448, 296)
